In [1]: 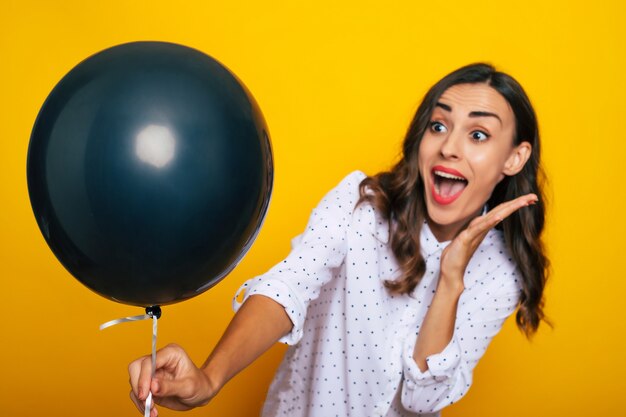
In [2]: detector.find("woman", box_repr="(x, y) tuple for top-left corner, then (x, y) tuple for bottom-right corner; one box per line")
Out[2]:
(128, 62), (548, 417)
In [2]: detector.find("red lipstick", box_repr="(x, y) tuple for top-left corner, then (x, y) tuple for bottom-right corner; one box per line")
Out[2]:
(430, 165), (467, 205)
(432, 165), (466, 179)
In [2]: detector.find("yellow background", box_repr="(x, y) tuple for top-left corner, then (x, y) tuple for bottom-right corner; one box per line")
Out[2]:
(1, 1), (624, 416)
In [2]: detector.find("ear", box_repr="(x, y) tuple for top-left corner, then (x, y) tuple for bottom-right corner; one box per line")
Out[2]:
(503, 141), (532, 176)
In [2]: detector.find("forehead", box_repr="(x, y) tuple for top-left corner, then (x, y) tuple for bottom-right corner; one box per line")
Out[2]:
(436, 83), (514, 121)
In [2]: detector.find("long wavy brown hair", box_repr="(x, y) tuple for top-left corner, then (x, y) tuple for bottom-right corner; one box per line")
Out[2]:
(357, 63), (548, 336)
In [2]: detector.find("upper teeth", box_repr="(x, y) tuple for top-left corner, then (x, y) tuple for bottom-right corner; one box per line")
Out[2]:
(434, 170), (465, 181)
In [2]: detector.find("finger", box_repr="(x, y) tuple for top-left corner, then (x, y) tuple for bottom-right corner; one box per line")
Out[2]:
(137, 356), (153, 401)
(498, 193), (537, 210)
(154, 343), (186, 370)
(129, 357), (148, 400)
(152, 375), (193, 399)
(148, 396), (158, 417)
(465, 194), (538, 241)
(129, 389), (145, 414)
(488, 193), (537, 223)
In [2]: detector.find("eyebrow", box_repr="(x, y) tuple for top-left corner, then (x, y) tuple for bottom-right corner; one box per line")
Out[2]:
(435, 102), (502, 125)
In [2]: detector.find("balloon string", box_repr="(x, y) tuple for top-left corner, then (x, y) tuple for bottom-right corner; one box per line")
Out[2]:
(100, 310), (159, 417)
(100, 314), (151, 330)
(144, 315), (158, 417)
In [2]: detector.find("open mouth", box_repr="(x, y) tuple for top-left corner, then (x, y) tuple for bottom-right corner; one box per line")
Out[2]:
(431, 166), (468, 205)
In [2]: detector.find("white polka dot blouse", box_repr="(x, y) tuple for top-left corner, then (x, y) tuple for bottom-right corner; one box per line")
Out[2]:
(233, 170), (522, 417)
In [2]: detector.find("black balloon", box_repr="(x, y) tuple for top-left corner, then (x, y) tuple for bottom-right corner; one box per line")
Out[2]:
(27, 41), (273, 307)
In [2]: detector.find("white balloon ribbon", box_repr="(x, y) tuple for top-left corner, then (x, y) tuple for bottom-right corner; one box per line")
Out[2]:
(101, 308), (160, 417)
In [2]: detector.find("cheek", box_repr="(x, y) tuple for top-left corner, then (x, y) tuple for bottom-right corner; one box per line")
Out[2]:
(468, 147), (509, 180)
(418, 136), (436, 163)
(466, 143), (499, 165)
(416, 141), (427, 170)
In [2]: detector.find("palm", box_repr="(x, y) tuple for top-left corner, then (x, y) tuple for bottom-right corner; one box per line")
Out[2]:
(440, 194), (537, 282)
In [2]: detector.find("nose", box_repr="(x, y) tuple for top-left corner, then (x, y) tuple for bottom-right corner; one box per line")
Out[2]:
(439, 129), (462, 160)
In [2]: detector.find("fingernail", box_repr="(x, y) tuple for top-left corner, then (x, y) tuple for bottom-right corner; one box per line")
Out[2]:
(138, 388), (144, 399)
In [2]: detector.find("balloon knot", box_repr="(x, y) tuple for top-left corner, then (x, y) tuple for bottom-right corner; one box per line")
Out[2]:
(146, 305), (161, 319)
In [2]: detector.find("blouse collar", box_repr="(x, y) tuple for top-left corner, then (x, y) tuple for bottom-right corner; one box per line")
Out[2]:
(420, 220), (451, 257)
(366, 203), (459, 257)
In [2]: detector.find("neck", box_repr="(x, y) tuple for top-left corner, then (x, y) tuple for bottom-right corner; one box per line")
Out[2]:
(425, 210), (483, 243)
(425, 218), (460, 243)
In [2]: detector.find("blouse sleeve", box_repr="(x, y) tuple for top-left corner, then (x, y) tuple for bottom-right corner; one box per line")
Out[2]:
(232, 170), (365, 345)
(399, 265), (522, 414)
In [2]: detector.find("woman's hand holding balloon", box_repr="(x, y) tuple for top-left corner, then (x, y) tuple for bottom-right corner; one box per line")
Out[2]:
(128, 295), (293, 416)
(129, 344), (218, 417)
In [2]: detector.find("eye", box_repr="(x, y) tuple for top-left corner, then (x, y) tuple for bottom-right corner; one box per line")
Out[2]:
(470, 130), (490, 142)
(429, 121), (447, 133)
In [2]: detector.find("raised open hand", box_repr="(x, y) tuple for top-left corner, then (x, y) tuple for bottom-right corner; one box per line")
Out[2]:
(439, 193), (538, 290)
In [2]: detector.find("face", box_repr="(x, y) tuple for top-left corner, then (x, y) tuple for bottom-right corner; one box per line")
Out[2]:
(418, 83), (531, 242)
